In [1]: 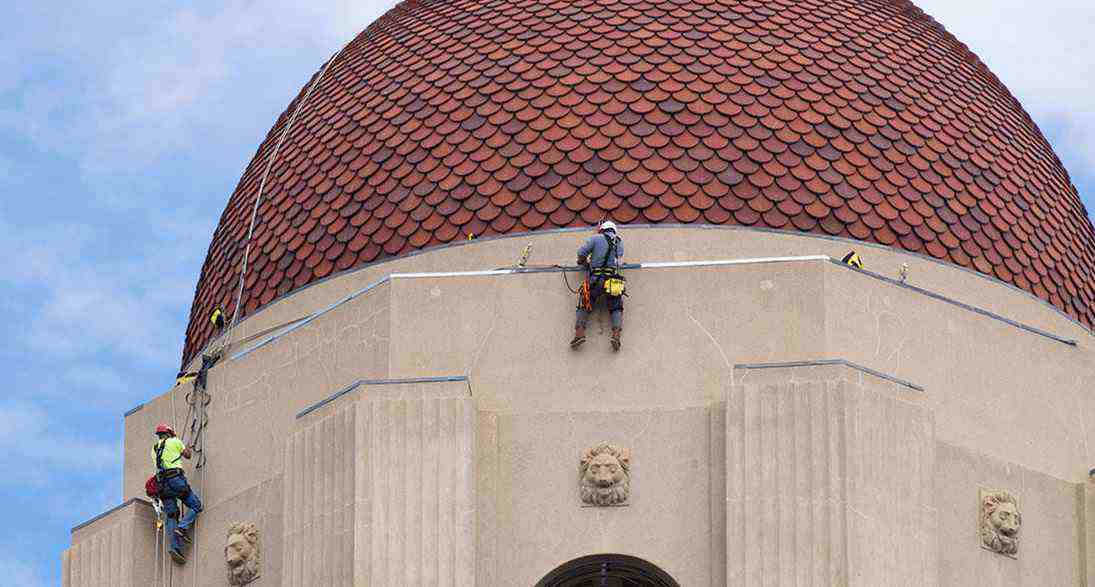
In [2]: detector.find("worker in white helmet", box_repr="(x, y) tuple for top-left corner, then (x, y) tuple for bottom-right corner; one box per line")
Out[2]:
(571, 220), (626, 351)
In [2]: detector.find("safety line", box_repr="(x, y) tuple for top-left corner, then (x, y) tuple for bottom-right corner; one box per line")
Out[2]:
(638, 254), (832, 269)
(226, 253), (1078, 363)
(225, 39), (354, 349)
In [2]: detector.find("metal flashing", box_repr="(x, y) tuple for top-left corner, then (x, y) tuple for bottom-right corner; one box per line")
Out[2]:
(71, 498), (152, 533)
(828, 260), (1079, 347)
(296, 375), (470, 419)
(734, 359), (925, 392)
(230, 276), (392, 361)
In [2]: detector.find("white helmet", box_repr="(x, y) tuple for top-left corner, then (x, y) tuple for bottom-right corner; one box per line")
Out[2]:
(598, 220), (618, 233)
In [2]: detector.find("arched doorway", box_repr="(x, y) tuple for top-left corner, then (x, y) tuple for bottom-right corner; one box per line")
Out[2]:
(535, 554), (680, 587)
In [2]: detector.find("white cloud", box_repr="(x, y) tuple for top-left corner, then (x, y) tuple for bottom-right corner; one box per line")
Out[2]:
(1, 0), (396, 193)
(0, 402), (120, 486)
(0, 214), (193, 368)
(916, 0), (1095, 179)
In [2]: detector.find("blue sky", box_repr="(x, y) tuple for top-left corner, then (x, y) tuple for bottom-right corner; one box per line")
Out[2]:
(1, 1), (1092, 583)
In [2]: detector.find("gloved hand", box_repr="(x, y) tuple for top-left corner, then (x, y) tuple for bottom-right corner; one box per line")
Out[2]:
(577, 256), (588, 266)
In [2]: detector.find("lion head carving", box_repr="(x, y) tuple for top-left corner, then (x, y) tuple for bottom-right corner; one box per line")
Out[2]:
(980, 489), (1020, 558)
(579, 442), (631, 506)
(225, 521), (261, 585)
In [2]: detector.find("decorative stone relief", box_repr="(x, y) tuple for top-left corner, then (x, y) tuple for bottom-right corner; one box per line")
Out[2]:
(980, 489), (1021, 558)
(225, 521), (261, 585)
(579, 442), (631, 506)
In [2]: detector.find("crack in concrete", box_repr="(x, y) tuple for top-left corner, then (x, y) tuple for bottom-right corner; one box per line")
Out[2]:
(466, 294), (500, 378)
(687, 305), (730, 369)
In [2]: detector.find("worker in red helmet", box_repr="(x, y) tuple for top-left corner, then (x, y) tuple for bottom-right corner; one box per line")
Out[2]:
(571, 220), (626, 351)
(152, 423), (202, 564)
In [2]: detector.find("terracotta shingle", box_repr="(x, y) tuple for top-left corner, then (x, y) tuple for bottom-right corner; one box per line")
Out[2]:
(182, 0), (1095, 365)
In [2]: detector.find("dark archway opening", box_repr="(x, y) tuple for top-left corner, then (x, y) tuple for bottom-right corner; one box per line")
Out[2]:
(535, 554), (681, 587)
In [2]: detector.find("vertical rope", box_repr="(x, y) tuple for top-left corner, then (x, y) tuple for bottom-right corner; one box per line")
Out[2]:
(162, 33), (355, 587)
(194, 39), (353, 587)
(187, 380), (210, 587)
(224, 39), (354, 352)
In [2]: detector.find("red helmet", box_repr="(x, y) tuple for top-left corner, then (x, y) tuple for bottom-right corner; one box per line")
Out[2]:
(155, 423), (175, 436)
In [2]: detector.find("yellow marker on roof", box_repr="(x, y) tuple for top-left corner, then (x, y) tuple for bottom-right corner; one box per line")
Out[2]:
(841, 251), (863, 269)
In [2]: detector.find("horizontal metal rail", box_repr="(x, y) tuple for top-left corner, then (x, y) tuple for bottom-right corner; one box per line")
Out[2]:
(226, 253), (1077, 363)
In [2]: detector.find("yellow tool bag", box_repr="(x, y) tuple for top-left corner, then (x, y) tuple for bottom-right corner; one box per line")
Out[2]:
(604, 275), (627, 297)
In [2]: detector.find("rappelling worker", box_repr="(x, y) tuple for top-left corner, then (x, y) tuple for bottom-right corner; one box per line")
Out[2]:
(152, 423), (202, 564)
(571, 220), (626, 351)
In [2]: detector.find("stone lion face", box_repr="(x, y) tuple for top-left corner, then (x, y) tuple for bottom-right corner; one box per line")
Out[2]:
(225, 522), (261, 585)
(989, 502), (1020, 537)
(579, 443), (630, 506)
(980, 490), (1020, 558)
(587, 452), (625, 488)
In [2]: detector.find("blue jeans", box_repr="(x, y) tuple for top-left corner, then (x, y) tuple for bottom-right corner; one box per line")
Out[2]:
(160, 474), (202, 552)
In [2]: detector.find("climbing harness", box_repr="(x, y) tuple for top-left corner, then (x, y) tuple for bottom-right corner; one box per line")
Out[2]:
(594, 232), (628, 297)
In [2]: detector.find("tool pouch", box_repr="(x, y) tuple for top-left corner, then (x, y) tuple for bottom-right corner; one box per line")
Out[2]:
(604, 276), (627, 297)
(145, 475), (160, 498)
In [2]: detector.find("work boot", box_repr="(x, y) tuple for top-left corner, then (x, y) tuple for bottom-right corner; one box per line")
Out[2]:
(175, 527), (191, 544)
(570, 326), (586, 349)
(170, 549), (187, 565)
(610, 328), (622, 352)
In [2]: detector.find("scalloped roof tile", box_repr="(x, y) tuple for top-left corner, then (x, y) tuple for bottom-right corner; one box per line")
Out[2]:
(183, 0), (1095, 365)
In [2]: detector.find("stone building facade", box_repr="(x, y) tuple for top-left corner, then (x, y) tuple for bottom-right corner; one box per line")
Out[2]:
(61, 0), (1095, 583)
(63, 228), (1095, 586)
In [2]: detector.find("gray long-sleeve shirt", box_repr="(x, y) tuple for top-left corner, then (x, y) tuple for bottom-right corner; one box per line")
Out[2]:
(577, 232), (624, 270)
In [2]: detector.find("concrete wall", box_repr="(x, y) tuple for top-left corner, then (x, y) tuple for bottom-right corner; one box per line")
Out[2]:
(477, 405), (724, 586)
(387, 261), (827, 411)
(824, 262), (1093, 483)
(727, 364), (936, 587)
(119, 281), (391, 587)
(63, 500), (157, 587)
(1084, 477), (1095, 586)
(935, 442), (1084, 586)
(285, 379), (475, 586)
(86, 227), (1094, 586)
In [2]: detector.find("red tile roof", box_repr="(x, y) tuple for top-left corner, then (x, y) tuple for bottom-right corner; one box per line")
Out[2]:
(183, 0), (1095, 365)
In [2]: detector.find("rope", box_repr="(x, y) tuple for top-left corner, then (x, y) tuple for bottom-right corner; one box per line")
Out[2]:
(557, 264), (581, 294)
(224, 39), (354, 352)
(190, 452), (205, 587)
(162, 35), (352, 587)
(154, 524), (161, 586)
(181, 38), (350, 582)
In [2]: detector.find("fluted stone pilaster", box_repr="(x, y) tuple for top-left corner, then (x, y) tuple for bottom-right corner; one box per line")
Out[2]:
(283, 381), (475, 586)
(62, 500), (156, 587)
(727, 365), (935, 587)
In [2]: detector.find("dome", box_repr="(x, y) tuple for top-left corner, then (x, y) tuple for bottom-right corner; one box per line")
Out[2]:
(184, 0), (1095, 364)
